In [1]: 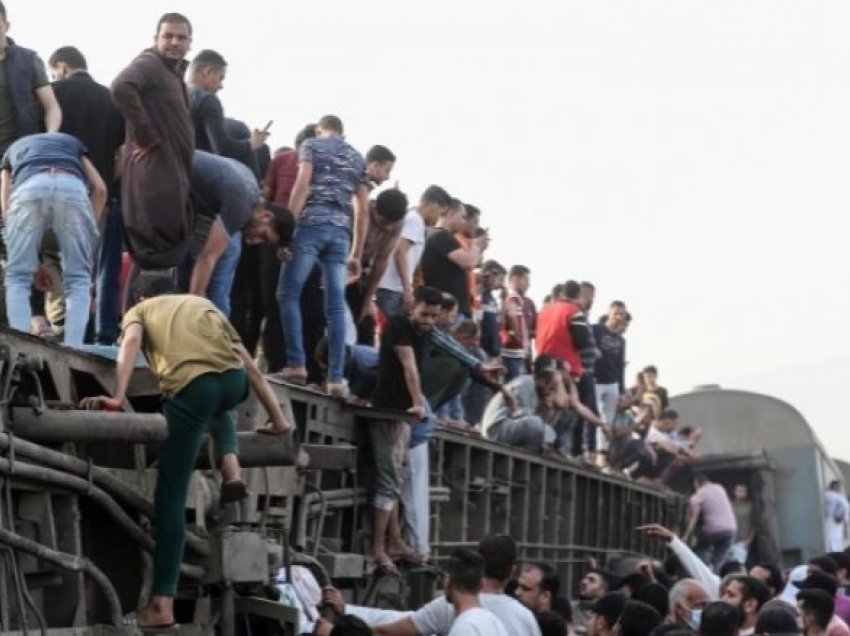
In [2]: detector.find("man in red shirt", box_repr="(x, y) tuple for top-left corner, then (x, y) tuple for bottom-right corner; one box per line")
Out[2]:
(535, 280), (587, 380)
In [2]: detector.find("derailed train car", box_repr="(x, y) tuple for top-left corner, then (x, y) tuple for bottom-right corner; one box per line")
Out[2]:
(672, 385), (844, 567)
(0, 327), (684, 634)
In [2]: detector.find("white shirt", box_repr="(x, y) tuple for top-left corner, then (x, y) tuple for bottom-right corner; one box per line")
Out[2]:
(377, 209), (425, 293)
(448, 607), (509, 636)
(412, 593), (540, 636)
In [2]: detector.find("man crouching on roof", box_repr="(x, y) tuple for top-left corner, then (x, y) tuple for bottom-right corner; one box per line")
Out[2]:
(80, 271), (291, 630)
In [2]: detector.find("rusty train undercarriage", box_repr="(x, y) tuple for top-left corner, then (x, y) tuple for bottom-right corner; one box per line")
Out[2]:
(0, 327), (684, 634)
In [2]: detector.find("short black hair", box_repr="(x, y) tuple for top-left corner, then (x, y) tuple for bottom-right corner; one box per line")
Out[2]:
(693, 473), (709, 486)
(580, 281), (596, 292)
(453, 319), (479, 340)
(482, 260), (506, 275)
(718, 561), (745, 577)
(810, 555), (839, 576)
(527, 562), (560, 597)
(439, 293), (458, 312)
(156, 12), (192, 35)
(190, 49), (226, 73)
(420, 185), (451, 208)
(699, 601), (742, 636)
(478, 534), (517, 582)
(593, 592), (627, 629)
(797, 589), (834, 631)
(331, 614), (372, 636)
(618, 573), (650, 595)
(464, 204), (481, 221)
(610, 300), (627, 309)
(755, 605), (801, 635)
(365, 145), (396, 164)
(48, 46), (87, 70)
(510, 264), (530, 278)
(133, 271), (176, 300)
(634, 582), (670, 618)
(318, 115), (343, 134)
(536, 610), (567, 636)
(415, 286), (443, 307)
(551, 283), (565, 299)
(375, 189), (408, 222)
(563, 280), (581, 300)
(726, 575), (771, 612)
(533, 354), (564, 374)
(643, 365), (658, 374)
(619, 600), (662, 636)
(753, 563), (785, 596)
(295, 124), (317, 148)
(662, 409), (679, 420)
(445, 548), (485, 594)
(828, 552), (850, 572)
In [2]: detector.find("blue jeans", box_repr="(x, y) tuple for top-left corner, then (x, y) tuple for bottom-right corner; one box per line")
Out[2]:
(502, 356), (526, 383)
(279, 223), (349, 383)
(4, 174), (97, 347)
(206, 230), (242, 317)
(375, 288), (404, 318)
(95, 198), (124, 344)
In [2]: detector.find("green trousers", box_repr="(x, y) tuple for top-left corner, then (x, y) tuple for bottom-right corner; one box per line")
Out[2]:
(154, 367), (248, 596)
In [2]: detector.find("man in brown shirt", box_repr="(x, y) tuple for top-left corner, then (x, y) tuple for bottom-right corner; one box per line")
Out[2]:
(111, 13), (195, 271)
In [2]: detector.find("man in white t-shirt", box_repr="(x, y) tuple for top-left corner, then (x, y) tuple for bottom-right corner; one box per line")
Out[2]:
(329, 535), (538, 636)
(376, 185), (451, 319)
(444, 549), (509, 636)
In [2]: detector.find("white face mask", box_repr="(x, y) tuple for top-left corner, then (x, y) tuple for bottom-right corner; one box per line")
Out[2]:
(688, 608), (703, 630)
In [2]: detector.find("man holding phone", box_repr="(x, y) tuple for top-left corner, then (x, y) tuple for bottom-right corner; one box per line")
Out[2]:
(187, 49), (269, 170)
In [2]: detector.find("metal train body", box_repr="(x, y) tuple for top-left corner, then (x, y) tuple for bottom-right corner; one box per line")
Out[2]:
(0, 327), (683, 634)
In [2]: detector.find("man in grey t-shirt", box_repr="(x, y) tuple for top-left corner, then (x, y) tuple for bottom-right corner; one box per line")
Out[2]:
(481, 368), (559, 452)
(187, 150), (292, 316)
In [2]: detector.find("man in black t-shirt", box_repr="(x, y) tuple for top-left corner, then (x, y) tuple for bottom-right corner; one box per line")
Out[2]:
(420, 199), (487, 318)
(368, 285), (442, 575)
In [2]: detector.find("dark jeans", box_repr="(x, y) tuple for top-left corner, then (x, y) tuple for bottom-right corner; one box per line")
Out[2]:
(577, 373), (600, 453)
(95, 198), (124, 344)
(230, 244), (285, 372)
(345, 279), (376, 346)
(696, 529), (735, 572)
(155, 368), (247, 596)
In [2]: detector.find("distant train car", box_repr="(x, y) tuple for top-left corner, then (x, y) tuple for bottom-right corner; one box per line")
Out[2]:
(672, 385), (844, 566)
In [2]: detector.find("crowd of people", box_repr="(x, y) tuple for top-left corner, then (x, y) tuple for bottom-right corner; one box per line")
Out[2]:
(3, 6), (848, 635)
(276, 518), (850, 636)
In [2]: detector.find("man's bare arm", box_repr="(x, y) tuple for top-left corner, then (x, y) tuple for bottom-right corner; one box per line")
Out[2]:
(287, 161), (312, 218)
(35, 85), (62, 132)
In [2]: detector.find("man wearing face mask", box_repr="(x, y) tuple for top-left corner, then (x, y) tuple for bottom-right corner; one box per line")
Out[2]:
(668, 578), (711, 631)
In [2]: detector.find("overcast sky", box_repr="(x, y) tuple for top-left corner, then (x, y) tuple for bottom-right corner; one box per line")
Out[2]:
(13, 1), (850, 457)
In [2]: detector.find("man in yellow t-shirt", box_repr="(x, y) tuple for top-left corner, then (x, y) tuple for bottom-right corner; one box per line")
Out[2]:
(81, 271), (291, 630)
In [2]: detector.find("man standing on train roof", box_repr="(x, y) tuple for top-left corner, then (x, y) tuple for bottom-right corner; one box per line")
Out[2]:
(111, 12), (195, 271)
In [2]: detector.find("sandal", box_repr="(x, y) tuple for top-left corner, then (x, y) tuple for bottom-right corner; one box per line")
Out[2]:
(372, 554), (401, 579)
(389, 549), (427, 567)
(122, 612), (177, 633)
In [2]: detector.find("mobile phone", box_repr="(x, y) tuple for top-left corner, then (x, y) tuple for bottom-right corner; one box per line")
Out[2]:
(262, 120), (274, 133)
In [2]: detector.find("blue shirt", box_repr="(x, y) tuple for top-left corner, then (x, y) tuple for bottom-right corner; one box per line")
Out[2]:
(299, 136), (367, 229)
(1, 132), (88, 187)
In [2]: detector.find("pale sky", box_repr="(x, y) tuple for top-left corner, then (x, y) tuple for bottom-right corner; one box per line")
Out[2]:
(13, 1), (850, 457)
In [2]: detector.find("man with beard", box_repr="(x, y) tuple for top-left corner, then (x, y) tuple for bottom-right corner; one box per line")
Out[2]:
(572, 570), (618, 635)
(367, 286), (442, 576)
(111, 13), (195, 271)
